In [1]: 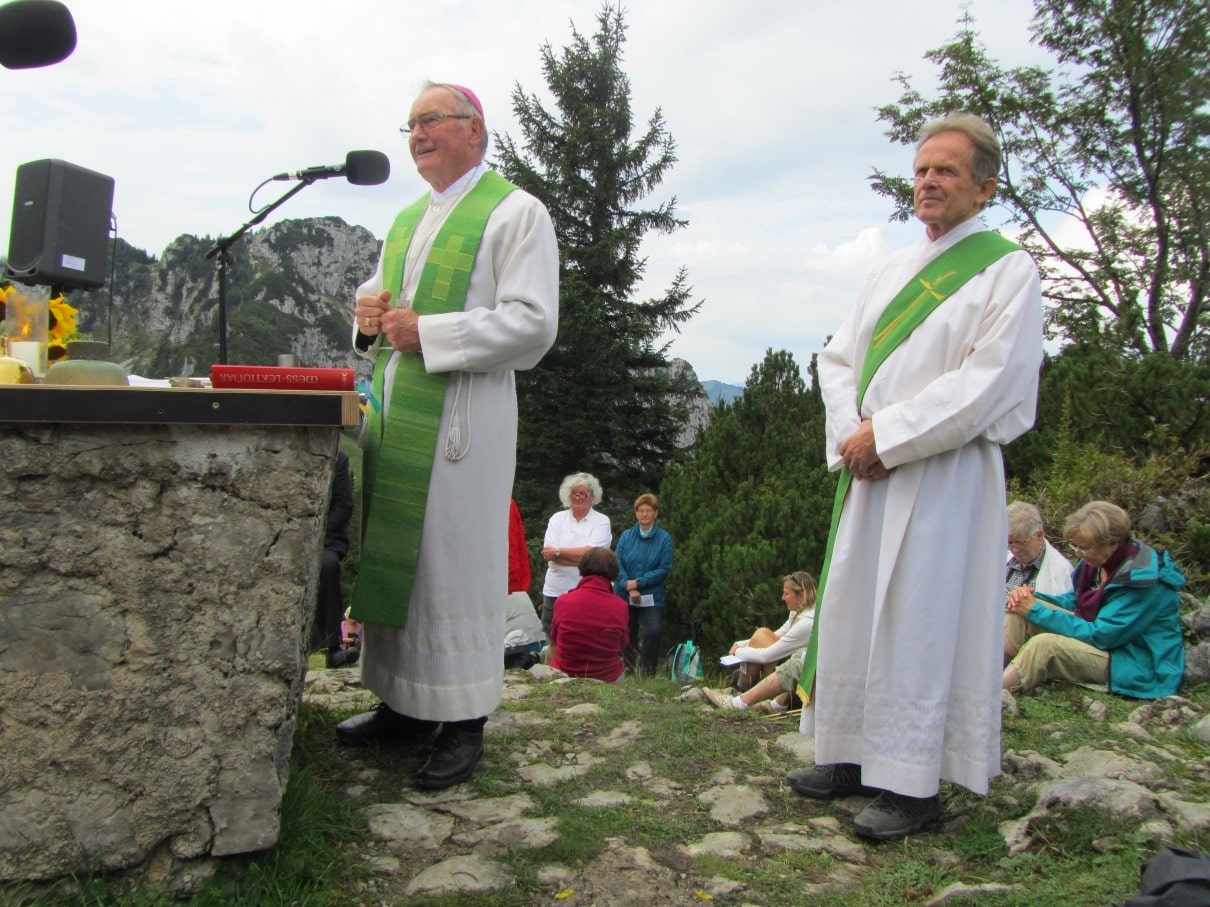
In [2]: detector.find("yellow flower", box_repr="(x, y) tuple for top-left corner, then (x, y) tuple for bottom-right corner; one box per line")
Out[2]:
(48, 294), (78, 344)
(2, 284), (78, 362)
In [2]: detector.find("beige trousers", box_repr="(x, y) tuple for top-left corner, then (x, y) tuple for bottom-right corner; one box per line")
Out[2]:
(1006, 602), (1108, 692)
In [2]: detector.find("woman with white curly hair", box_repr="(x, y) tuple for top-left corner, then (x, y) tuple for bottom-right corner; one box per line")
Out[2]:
(539, 472), (612, 636)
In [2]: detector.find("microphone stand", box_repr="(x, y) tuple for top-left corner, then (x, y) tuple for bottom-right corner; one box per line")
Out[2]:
(205, 178), (315, 365)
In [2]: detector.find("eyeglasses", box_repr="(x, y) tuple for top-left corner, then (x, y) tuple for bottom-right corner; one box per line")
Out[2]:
(912, 167), (967, 184)
(1007, 537), (1033, 550)
(400, 113), (472, 135)
(570, 490), (591, 499)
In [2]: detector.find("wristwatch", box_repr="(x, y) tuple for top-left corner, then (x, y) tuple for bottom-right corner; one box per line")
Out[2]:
(555, 548), (561, 559)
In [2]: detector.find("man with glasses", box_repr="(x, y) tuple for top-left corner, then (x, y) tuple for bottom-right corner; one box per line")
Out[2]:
(788, 112), (1043, 841)
(337, 82), (559, 792)
(1004, 500), (1073, 665)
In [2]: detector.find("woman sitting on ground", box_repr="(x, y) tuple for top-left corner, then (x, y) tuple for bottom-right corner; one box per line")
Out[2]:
(705, 571), (816, 712)
(1004, 500), (1185, 699)
(548, 547), (630, 684)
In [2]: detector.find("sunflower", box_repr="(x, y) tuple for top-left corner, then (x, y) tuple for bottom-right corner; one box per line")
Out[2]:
(1, 284), (79, 362)
(47, 294), (79, 361)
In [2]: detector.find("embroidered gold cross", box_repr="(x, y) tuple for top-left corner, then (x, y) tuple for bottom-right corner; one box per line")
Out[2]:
(427, 234), (474, 302)
(872, 269), (958, 348)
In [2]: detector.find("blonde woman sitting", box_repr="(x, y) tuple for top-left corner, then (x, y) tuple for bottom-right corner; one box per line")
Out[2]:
(706, 571), (816, 713)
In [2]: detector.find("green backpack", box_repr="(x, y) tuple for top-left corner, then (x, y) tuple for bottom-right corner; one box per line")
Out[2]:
(670, 640), (703, 684)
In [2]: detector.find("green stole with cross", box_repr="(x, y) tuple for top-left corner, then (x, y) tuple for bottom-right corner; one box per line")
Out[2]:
(797, 229), (1022, 704)
(349, 170), (516, 629)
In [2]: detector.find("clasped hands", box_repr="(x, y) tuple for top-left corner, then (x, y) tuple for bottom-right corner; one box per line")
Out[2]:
(355, 290), (422, 353)
(840, 419), (889, 481)
(1005, 585), (1036, 616)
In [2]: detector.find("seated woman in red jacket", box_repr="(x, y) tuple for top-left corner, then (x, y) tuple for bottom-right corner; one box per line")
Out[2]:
(549, 547), (630, 683)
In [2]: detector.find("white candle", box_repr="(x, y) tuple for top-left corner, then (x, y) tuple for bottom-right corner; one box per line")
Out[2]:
(8, 341), (45, 378)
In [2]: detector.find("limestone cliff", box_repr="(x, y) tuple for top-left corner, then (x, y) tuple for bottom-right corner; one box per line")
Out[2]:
(62, 216), (719, 443)
(68, 217), (382, 379)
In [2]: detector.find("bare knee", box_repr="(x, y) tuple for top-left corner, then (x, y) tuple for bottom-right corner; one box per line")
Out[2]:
(1002, 664), (1022, 691)
(748, 627), (779, 649)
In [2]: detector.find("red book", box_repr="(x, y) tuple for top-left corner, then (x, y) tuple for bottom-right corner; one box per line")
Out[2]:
(209, 365), (356, 391)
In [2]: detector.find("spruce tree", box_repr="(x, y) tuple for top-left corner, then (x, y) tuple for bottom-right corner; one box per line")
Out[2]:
(660, 349), (837, 655)
(869, 0), (1210, 361)
(493, 3), (702, 526)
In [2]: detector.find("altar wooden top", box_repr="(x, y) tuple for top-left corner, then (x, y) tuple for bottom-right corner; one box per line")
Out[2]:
(0, 386), (361, 428)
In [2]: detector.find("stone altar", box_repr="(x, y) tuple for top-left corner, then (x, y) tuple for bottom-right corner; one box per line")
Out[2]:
(0, 386), (359, 886)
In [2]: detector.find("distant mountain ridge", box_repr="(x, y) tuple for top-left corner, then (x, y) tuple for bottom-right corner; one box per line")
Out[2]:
(46, 216), (723, 445)
(701, 379), (743, 405)
(63, 216), (381, 380)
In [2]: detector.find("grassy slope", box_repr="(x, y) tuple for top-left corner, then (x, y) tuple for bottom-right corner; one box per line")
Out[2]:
(12, 673), (1206, 907)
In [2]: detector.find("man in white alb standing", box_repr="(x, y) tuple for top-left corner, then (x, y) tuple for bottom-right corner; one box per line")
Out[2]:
(789, 112), (1043, 840)
(336, 82), (558, 791)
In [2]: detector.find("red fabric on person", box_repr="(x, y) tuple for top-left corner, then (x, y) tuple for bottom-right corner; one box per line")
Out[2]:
(549, 575), (629, 683)
(508, 499), (531, 594)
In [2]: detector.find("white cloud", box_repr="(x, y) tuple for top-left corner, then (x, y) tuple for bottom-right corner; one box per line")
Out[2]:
(1, 0), (1048, 381)
(804, 228), (888, 276)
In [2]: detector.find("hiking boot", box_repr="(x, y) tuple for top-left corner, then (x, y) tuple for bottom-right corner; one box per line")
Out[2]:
(853, 791), (942, 841)
(786, 763), (880, 799)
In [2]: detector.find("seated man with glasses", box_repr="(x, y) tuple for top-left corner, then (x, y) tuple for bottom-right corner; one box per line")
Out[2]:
(1003, 500), (1073, 666)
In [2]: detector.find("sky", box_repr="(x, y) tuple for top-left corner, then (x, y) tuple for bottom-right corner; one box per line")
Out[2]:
(0, 0), (1054, 384)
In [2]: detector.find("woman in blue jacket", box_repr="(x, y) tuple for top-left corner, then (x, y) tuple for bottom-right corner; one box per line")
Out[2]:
(1004, 500), (1185, 699)
(614, 493), (674, 677)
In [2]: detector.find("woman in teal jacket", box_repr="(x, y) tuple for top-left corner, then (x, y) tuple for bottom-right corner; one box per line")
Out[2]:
(613, 493), (674, 677)
(1004, 500), (1185, 699)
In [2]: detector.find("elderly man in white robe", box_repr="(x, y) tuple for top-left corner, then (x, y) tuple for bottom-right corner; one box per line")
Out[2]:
(787, 112), (1043, 840)
(335, 81), (558, 790)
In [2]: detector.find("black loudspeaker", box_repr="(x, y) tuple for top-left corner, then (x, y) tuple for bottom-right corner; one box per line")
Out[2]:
(6, 158), (115, 290)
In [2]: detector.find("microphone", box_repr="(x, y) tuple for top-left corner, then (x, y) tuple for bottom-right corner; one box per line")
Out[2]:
(271, 150), (390, 186)
(0, 0), (76, 70)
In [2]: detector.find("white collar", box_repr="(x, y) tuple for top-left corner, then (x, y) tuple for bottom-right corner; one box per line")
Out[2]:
(430, 163), (485, 206)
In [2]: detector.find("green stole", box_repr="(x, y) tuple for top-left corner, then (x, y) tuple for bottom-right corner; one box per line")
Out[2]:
(350, 170), (517, 629)
(797, 230), (1022, 703)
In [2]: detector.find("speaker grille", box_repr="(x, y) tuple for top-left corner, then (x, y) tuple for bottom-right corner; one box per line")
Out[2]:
(6, 158), (114, 290)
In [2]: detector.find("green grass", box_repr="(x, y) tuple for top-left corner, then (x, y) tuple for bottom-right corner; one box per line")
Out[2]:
(5, 676), (1209, 906)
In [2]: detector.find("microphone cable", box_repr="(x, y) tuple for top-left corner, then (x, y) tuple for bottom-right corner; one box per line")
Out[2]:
(248, 177), (278, 218)
(105, 212), (117, 349)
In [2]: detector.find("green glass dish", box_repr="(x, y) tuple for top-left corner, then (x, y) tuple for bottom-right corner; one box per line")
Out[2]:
(44, 340), (129, 386)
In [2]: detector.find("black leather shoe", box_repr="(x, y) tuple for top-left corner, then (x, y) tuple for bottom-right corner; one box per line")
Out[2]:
(335, 703), (438, 747)
(416, 726), (484, 789)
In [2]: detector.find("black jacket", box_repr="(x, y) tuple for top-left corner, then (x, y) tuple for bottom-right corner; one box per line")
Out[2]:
(325, 450), (354, 558)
